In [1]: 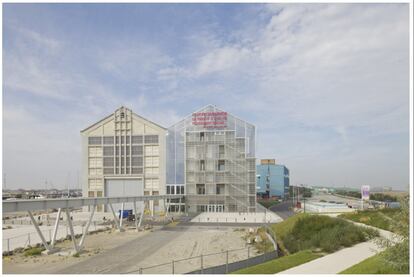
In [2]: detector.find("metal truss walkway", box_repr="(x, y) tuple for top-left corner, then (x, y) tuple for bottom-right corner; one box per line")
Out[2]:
(3, 195), (182, 255)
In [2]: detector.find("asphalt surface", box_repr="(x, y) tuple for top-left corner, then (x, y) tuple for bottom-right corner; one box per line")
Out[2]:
(269, 201), (295, 219)
(57, 227), (179, 274)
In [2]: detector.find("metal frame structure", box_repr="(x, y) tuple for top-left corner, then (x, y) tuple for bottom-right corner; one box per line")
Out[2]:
(166, 105), (256, 213)
(3, 195), (181, 254)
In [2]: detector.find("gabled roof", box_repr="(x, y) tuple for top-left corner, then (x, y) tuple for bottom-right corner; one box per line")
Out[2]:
(81, 106), (166, 133)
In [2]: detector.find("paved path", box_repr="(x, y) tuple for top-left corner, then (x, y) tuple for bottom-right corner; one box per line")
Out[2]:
(277, 219), (398, 274)
(277, 240), (382, 274)
(269, 201), (294, 219)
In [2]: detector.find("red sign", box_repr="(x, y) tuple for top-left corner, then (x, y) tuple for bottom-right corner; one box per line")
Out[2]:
(192, 112), (227, 128)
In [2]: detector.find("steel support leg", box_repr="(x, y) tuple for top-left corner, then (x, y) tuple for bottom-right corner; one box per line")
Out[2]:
(109, 203), (123, 232)
(150, 200), (154, 217)
(78, 204), (96, 249)
(120, 203), (124, 228)
(165, 199), (170, 217)
(27, 211), (51, 251)
(51, 208), (62, 247)
(138, 203), (145, 228)
(133, 201), (139, 231)
(65, 208), (80, 254)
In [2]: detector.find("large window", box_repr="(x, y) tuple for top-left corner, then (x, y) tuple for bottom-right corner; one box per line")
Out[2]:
(219, 145), (225, 158)
(216, 184), (225, 195)
(196, 184), (205, 195)
(103, 136), (114, 145)
(218, 160), (225, 171)
(88, 137), (102, 145)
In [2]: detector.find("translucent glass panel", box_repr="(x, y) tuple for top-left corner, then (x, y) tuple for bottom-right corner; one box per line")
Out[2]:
(145, 145), (159, 156)
(89, 157), (102, 168)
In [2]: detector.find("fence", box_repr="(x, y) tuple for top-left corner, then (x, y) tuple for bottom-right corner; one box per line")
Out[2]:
(125, 247), (278, 274)
(3, 221), (106, 253)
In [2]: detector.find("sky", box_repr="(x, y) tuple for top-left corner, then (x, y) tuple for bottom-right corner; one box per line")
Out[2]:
(2, 3), (410, 191)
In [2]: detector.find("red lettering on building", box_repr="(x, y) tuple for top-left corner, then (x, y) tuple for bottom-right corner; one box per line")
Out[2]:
(192, 112), (227, 128)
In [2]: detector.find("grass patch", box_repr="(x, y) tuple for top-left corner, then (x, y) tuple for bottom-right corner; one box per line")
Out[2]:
(338, 208), (400, 232)
(340, 245), (409, 274)
(23, 247), (44, 257)
(281, 215), (378, 254)
(166, 221), (179, 227)
(231, 250), (322, 274)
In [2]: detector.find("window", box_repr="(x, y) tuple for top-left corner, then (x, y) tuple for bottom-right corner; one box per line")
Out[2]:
(200, 160), (205, 171)
(196, 184), (205, 195)
(97, 191), (103, 197)
(132, 136), (143, 144)
(167, 186), (171, 194)
(216, 184), (225, 195)
(181, 186), (185, 194)
(103, 157), (114, 167)
(132, 157), (143, 167)
(88, 191), (95, 197)
(218, 160), (225, 171)
(132, 146), (143, 156)
(219, 145), (225, 158)
(131, 167), (143, 174)
(200, 132), (205, 141)
(103, 146), (114, 156)
(120, 112), (125, 119)
(103, 137), (114, 145)
(88, 137), (102, 145)
(171, 186), (175, 195)
(144, 135), (158, 144)
(103, 168), (114, 174)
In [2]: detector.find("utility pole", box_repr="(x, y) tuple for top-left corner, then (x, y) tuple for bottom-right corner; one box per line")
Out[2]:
(67, 172), (71, 198)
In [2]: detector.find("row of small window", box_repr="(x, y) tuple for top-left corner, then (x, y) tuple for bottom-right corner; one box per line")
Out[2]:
(102, 146), (144, 156)
(194, 160), (226, 171)
(196, 184), (225, 195)
(102, 167), (144, 174)
(103, 157), (144, 167)
(88, 135), (158, 145)
(166, 185), (185, 195)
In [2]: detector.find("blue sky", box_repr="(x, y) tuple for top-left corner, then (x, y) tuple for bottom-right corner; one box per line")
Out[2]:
(3, 3), (410, 190)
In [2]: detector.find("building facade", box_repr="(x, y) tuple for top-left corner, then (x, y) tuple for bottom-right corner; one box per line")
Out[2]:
(81, 106), (167, 213)
(256, 159), (290, 200)
(167, 105), (256, 213)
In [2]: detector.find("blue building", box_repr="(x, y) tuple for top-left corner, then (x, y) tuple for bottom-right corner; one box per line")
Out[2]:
(256, 159), (289, 199)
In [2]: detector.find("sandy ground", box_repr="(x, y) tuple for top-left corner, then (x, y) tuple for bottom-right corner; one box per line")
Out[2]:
(191, 212), (283, 224)
(3, 223), (108, 252)
(129, 227), (258, 274)
(3, 225), (257, 274)
(2, 227), (152, 274)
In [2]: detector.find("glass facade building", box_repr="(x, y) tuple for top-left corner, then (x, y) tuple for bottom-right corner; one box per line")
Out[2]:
(256, 163), (290, 199)
(167, 105), (256, 213)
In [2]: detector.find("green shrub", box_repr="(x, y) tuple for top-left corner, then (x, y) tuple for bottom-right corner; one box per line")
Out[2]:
(339, 208), (400, 232)
(23, 247), (43, 257)
(282, 215), (379, 254)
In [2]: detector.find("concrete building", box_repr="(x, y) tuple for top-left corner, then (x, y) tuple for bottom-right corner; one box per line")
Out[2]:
(81, 106), (167, 213)
(256, 159), (289, 199)
(166, 105), (256, 213)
